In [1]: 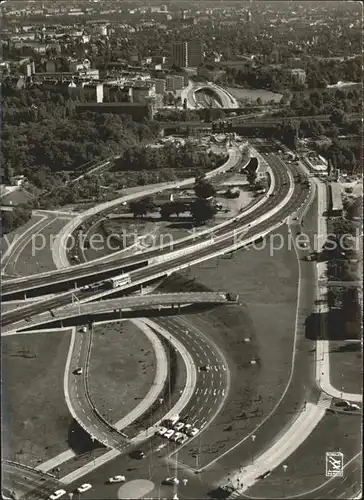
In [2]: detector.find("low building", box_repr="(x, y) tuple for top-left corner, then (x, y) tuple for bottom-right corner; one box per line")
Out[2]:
(10, 175), (25, 186)
(82, 82), (104, 103)
(290, 68), (306, 85)
(46, 60), (56, 73)
(166, 75), (185, 92)
(152, 78), (166, 94)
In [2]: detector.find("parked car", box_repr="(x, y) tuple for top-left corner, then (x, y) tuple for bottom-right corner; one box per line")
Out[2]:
(107, 475), (126, 484)
(74, 368), (83, 375)
(184, 424), (192, 434)
(188, 428), (199, 437)
(49, 491), (66, 500)
(77, 484), (92, 494)
(131, 450), (146, 459)
(199, 365), (210, 372)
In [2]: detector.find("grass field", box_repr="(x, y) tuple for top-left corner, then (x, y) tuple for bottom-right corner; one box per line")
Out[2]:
(1, 215), (44, 267)
(12, 217), (71, 276)
(1, 330), (72, 467)
(88, 321), (157, 426)
(159, 223), (299, 467)
(329, 341), (363, 395)
(225, 85), (283, 103)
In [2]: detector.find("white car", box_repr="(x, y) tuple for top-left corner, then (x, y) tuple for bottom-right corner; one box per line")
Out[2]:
(174, 422), (185, 432)
(184, 424), (192, 433)
(49, 490), (66, 500)
(164, 477), (180, 485)
(177, 434), (189, 445)
(108, 475), (126, 484)
(172, 432), (184, 442)
(156, 426), (168, 436)
(164, 429), (175, 439)
(77, 484), (92, 494)
(74, 368), (83, 375)
(189, 427), (199, 437)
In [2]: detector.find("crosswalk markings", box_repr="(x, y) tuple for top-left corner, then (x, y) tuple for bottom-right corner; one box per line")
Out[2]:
(317, 393), (333, 409)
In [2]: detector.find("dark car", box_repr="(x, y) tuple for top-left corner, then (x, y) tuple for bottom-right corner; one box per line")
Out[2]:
(130, 450), (146, 460)
(256, 470), (271, 480)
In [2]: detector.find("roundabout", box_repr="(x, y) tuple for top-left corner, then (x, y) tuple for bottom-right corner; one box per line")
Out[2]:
(117, 479), (155, 499)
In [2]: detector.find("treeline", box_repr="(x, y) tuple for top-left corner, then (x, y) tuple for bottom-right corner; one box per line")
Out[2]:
(1, 110), (158, 180)
(114, 143), (226, 174)
(1, 206), (32, 235)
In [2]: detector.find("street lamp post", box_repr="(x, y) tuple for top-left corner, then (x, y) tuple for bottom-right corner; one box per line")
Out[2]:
(251, 434), (256, 464)
(282, 464), (288, 498)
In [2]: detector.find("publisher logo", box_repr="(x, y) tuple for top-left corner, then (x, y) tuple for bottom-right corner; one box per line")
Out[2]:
(326, 452), (344, 477)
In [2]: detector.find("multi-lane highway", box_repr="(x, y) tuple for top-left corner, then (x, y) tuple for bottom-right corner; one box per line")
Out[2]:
(2, 461), (61, 500)
(2, 153), (304, 300)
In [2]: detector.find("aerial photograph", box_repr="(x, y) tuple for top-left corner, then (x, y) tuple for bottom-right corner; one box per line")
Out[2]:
(0, 1), (362, 499)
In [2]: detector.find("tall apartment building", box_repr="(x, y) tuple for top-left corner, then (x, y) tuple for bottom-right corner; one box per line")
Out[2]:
(172, 42), (188, 68)
(187, 40), (204, 67)
(172, 41), (203, 68)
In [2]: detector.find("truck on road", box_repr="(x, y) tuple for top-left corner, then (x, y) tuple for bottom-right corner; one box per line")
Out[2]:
(104, 273), (131, 289)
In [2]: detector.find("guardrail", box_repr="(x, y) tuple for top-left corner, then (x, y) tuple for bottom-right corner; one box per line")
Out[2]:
(2, 459), (57, 479)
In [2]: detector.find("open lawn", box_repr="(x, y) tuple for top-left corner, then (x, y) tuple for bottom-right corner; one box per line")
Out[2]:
(13, 217), (72, 276)
(88, 320), (157, 426)
(329, 341), (363, 395)
(159, 223), (299, 467)
(1, 329), (72, 467)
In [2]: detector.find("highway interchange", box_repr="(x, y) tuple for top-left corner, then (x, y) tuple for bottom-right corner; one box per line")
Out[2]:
(1, 129), (362, 500)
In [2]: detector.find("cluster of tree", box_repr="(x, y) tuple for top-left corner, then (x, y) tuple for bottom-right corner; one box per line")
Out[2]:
(1, 109), (158, 178)
(316, 140), (358, 174)
(1, 205), (32, 234)
(114, 143), (225, 174)
(277, 88), (361, 117)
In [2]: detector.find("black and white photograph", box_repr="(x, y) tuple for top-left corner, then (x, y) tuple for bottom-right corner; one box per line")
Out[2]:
(0, 1), (362, 499)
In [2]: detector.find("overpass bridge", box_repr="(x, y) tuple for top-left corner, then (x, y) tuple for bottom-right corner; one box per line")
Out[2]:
(2, 292), (234, 334)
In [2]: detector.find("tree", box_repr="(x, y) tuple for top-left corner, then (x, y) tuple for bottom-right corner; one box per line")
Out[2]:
(194, 179), (216, 199)
(190, 198), (216, 225)
(247, 170), (257, 185)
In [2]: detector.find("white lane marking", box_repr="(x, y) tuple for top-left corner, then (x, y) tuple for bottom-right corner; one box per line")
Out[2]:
(222, 389), (225, 396)
(195, 389), (200, 395)
(207, 408), (212, 414)
(213, 398), (217, 403)
(204, 388), (208, 395)
(196, 396), (200, 403)
(201, 419), (207, 427)
(214, 366), (218, 371)
(190, 405), (195, 412)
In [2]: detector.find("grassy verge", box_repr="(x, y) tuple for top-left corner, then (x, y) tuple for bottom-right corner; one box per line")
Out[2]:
(329, 341), (363, 395)
(13, 218), (71, 276)
(87, 321), (157, 426)
(1, 330), (72, 467)
(159, 223), (299, 467)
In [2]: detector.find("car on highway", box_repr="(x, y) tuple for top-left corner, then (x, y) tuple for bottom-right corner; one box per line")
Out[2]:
(256, 470), (271, 480)
(163, 477), (180, 485)
(77, 484), (92, 494)
(49, 490), (67, 500)
(156, 427), (168, 436)
(188, 427), (199, 437)
(81, 326), (87, 333)
(174, 422), (185, 432)
(199, 365), (211, 371)
(130, 450), (146, 459)
(183, 423), (192, 433)
(164, 429), (175, 439)
(176, 434), (189, 445)
(107, 475), (126, 484)
(337, 401), (361, 411)
(74, 368), (83, 375)
(172, 432), (184, 442)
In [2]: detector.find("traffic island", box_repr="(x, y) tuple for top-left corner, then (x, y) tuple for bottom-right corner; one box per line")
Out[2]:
(87, 320), (158, 427)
